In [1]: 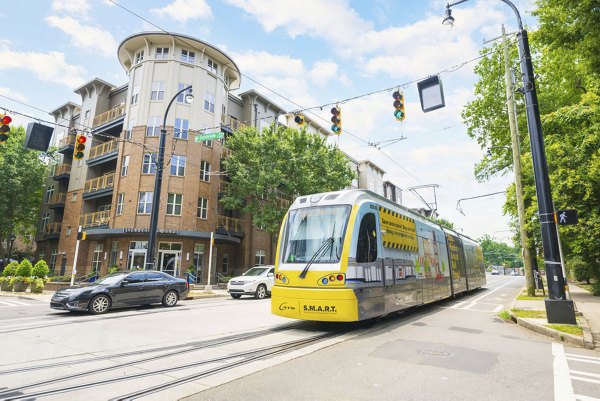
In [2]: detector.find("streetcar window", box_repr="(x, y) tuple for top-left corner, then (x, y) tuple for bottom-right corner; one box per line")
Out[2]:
(356, 213), (377, 263)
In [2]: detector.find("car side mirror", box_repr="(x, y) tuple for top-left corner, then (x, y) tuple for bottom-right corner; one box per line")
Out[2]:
(268, 273), (274, 277)
(121, 279), (129, 286)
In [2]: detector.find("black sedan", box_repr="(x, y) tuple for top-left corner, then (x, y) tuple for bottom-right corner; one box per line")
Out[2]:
(50, 271), (189, 314)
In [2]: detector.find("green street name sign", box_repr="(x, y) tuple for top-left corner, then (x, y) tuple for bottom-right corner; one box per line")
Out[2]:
(195, 132), (224, 142)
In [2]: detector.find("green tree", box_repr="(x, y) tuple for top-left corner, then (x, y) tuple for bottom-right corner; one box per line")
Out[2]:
(431, 217), (454, 229)
(478, 234), (521, 268)
(0, 126), (48, 254)
(221, 125), (355, 234)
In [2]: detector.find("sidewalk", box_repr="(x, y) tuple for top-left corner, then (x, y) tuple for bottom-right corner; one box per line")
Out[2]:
(511, 283), (599, 350)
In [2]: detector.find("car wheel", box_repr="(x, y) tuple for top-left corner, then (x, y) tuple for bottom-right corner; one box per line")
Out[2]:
(162, 290), (178, 307)
(89, 295), (111, 315)
(255, 284), (267, 299)
(230, 293), (242, 299)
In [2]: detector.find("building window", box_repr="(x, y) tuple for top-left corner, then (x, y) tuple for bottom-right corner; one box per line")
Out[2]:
(222, 253), (229, 272)
(110, 241), (119, 267)
(121, 155), (130, 177)
(66, 227), (72, 236)
(92, 243), (103, 272)
(142, 153), (156, 174)
(197, 197), (208, 219)
(204, 91), (215, 113)
(200, 160), (210, 182)
(84, 109), (90, 122)
(174, 118), (188, 139)
(151, 81), (165, 101)
(40, 213), (50, 232)
(207, 58), (218, 74)
(50, 249), (58, 273)
(177, 83), (192, 104)
(45, 185), (55, 204)
(255, 250), (266, 266)
(147, 116), (161, 136)
(131, 84), (139, 105)
(167, 193), (183, 216)
(71, 193), (77, 202)
(134, 50), (144, 64)
(170, 155), (186, 176)
(116, 193), (125, 215)
(155, 47), (169, 59)
(137, 192), (153, 214)
(125, 119), (135, 140)
(224, 74), (230, 88)
(180, 49), (195, 63)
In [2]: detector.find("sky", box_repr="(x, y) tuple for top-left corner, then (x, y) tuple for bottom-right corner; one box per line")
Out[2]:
(0, 0), (539, 244)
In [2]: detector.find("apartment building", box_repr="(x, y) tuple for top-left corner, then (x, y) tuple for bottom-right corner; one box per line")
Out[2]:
(35, 31), (402, 283)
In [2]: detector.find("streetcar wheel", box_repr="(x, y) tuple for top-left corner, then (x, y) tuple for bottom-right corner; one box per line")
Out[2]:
(230, 294), (242, 299)
(89, 295), (111, 315)
(162, 290), (178, 307)
(255, 284), (267, 299)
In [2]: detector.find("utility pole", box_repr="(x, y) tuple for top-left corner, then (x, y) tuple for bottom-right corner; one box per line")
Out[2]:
(502, 24), (535, 296)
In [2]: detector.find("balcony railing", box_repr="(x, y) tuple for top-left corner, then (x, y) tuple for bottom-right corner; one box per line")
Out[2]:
(84, 173), (115, 193)
(49, 193), (66, 206)
(52, 163), (72, 177)
(221, 115), (247, 131)
(217, 215), (243, 233)
(88, 139), (118, 160)
(80, 210), (111, 228)
(92, 103), (126, 128)
(45, 222), (62, 237)
(58, 134), (76, 149)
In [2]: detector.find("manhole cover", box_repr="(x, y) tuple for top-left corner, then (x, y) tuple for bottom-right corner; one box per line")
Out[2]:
(418, 349), (452, 358)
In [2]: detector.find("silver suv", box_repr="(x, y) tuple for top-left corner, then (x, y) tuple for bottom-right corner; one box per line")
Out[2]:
(227, 266), (275, 299)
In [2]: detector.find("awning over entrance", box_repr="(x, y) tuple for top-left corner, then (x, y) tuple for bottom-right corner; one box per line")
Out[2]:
(83, 228), (241, 244)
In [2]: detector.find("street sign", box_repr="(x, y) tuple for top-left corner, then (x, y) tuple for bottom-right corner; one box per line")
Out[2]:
(195, 132), (224, 142)
(556, 209), (578, 225)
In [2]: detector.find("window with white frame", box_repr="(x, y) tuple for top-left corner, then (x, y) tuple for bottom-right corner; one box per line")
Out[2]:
(176, 83), (192, 104)
(137, 192), (153, 214)
(50, 249), (58, 273)
(203, 139), (213, 148)
(207, 58), (218, 74)
(110, 241), (119, 267)
(200, 160), (210, 182)
(155, 47), (169, 59)
(180, 49), (195, 63)
(204, 91), (215, 113)
(45, 185), (55, 204)
(125, 119), (135, 140)
(116, 193), (125, 215)
(142, 153), (156, 174)
(134, 50), (144, 64)
(131, 84), (139, 105)
(84, 109), (90, 122)
(224, 74), (230, 88)
(197, 197), (208, 219)
(167, 193), (183, 215)
(255, 250), (266, 266)
(151, 81), (164, 101)
(147, 116), (161, 136)
(66, 227), (72, 236)
(174, 118), (188, 139)
(92, 243), (103, 272)
(170, 155), (186, 176)
(121, 155), (130, 177)
(40, 213), (50, 232)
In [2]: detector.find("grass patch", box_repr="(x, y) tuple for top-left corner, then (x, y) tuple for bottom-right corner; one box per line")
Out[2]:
(511, 309), (547, 318)
(575, 283), (593, 293)
(546, 324), (583, 336)
(497, 310), (512, 321)
(516, 289), (546, 300)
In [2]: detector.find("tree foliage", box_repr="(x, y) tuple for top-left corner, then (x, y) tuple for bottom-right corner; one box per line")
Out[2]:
(0, 126), (48, 252)
(478, 234), (522, 268)
(221, 125), (355, 234)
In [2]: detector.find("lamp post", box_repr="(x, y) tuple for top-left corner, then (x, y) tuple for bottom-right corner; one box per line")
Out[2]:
(8, 233), (16, 261)
(146, 86), (193, 271)
(443, 0), (576, 324)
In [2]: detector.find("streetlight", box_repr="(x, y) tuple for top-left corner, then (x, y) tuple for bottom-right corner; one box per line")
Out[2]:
(146, 86), (193, 271)
(8, 233), (16, 261)
(443, 1), (576, 324)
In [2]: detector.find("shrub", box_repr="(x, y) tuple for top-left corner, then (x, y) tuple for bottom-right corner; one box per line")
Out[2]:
(108, 265), (118, 274)
(3, 261), (18, 277)
(32, 260), (50, 278)
(16, 259), (33, 277)
(571, 257), (591, 284)
(591, 282), (600, 297)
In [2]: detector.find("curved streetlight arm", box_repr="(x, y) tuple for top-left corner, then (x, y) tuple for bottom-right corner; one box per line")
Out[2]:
(162, 85), (192, 134)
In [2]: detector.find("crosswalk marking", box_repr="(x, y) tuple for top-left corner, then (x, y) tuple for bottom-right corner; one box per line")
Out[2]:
(554, 343), (600, 401)
(0, 299), (34, 307)
(575, 396), (600, 401)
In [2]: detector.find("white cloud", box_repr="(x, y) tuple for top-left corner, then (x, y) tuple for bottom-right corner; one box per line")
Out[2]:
(0, 87), (26, 103)
(151, 0), (212, 22)
(0, 48), (86, 88)
(51, 0), (91, 16)
(46, 15), (117, 58)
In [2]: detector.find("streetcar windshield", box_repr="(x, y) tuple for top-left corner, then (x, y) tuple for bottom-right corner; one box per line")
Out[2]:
(282, 205), (351, 264)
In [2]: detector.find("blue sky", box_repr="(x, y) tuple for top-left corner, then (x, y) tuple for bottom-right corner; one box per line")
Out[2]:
(1, 0), (538, 243)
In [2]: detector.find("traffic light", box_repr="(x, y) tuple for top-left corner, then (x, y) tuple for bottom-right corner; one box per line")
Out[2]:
(330, 106), (342, 134)
(74, 134), (86, 160)
(393, 90), (405, 121)
(294, 113), (305, 126)
(0, 114), (12, 144)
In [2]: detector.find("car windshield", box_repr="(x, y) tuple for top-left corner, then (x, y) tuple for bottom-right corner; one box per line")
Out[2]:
(243, 267), (270, 276)
(93, 273), (127, 286)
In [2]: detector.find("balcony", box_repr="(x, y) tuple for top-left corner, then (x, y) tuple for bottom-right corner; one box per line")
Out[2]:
(48, 193), (66, 209)
(80, 210), (111, 228)
(216, 215), (243, 237)
(92, 103), (126, 128)
(45, 223), (62, 239)
(221, 115), (247, 135)
(57, 134), (76, 154)
(83, 173), (115, 200)
(87, 139), (118, 166)
(52, 164), (71, 181)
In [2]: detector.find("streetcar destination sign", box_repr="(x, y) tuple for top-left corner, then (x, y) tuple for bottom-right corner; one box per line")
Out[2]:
(195, 132), (224, 142)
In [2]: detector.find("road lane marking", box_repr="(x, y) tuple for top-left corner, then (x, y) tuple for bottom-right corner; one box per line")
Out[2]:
(553, 342), (576, 401)
(472, 278), (516, 303)
(0, 299), (31, 306)
(575, 396), (600, 401)
(566, 353), (600, 362)
(567, 357), (600, 365)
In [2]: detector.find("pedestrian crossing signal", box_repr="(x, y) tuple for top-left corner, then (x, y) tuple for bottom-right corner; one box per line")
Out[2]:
(77, 231), (87, 240)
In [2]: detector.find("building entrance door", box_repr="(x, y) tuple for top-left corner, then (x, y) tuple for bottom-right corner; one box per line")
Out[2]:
(158, 242), (182, 277)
